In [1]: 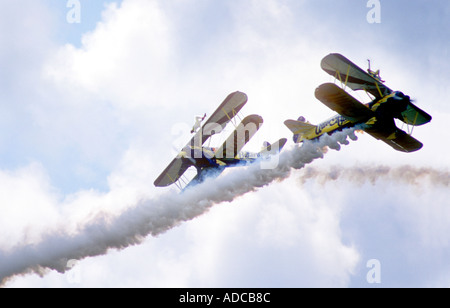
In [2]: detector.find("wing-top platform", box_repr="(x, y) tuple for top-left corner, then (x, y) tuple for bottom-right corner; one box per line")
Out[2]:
(321, 53), (392, 99)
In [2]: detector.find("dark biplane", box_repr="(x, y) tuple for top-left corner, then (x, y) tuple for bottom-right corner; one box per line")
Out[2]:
(154, 92), (287, 189)
(285, 53), (432, 152)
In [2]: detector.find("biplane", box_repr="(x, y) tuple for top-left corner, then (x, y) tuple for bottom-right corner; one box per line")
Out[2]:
(154, 91), (287, 189)
(285, 53), (432, 153)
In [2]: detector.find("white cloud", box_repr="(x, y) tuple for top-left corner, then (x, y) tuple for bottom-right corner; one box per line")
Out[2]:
(45, 0), (173, 110)
(0, 163), (60, 249)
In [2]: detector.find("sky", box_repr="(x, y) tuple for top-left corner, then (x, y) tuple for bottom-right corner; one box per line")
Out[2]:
(0, 0), (449, 288)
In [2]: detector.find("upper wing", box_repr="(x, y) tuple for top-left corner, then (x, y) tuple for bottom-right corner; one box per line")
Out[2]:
(153, 157), (193, 187)
(214, 114), (263, 159)
(315, 83), (376, 122)
(204, 91), (248, 129)
(321, 53), (392, 99)
(188, 91), (248, 148)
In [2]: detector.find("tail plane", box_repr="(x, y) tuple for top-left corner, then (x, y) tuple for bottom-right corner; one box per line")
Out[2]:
(284, 119), (317, 143)
(259, 138), (288, 156)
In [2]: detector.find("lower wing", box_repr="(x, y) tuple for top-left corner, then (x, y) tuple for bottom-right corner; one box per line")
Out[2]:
(366, 127), (423, 153)
(154, 157), (193, 187)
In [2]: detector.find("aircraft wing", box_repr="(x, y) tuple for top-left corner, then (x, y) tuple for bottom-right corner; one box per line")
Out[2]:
(188, 91), (248, 148)
(366, 127), (423, 153)
(321, 53), (392, 99)
(315, 83), (376, 122)
(400, 101), (432, 126)
(214, 114), (264, 159)
(153, 157), (193, 187)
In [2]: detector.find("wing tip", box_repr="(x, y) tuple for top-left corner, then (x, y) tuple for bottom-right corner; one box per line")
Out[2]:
(228, 91), (248, 103)
(242, 114), (264, 125)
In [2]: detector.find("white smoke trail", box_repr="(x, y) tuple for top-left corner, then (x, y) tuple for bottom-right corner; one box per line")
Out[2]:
(298, 165), (450, 187)
(0, 128), (358, 286)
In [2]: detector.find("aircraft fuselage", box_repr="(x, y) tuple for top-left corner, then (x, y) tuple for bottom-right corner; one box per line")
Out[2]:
(297, 91), (408, 142)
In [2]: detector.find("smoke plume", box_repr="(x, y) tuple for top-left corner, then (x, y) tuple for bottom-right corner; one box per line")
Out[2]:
(0, 128), (358, 285)
(298, 165), (449, 187)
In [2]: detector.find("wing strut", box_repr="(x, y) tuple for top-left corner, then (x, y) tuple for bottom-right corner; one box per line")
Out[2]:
(402, 111), (419, 136)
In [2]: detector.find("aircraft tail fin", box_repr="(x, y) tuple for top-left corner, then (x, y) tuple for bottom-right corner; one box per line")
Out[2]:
(284, 120), (317, 143)
(259, 138), (288, 156)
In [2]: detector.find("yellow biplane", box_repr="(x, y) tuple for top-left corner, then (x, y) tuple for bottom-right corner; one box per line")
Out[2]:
(154, 91), (287, 189)
(285, 53), (432, 152)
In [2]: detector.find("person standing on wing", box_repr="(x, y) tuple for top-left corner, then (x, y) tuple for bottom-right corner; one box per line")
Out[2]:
(191, 113), (207, 133)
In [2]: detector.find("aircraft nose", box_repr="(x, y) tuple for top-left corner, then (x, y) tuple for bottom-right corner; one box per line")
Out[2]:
(393, 91), (406, 100)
